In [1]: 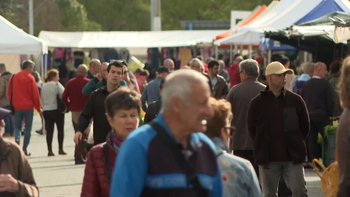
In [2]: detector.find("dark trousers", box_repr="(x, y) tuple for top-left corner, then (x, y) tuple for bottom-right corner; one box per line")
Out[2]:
(308, 117), (329, 161)
(71, 111), (89, 161)
(43, 110), (64, 151)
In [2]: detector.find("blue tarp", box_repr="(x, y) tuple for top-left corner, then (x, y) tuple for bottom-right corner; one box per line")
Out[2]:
(259, 38), (297, 51)
(295, 0), (344, 24)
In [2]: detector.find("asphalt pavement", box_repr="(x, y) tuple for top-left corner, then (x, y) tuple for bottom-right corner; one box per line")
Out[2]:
(4, 112), (324, 197)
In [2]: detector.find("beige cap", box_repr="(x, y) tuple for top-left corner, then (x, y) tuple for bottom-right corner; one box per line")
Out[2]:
(265, 61), (294, 76)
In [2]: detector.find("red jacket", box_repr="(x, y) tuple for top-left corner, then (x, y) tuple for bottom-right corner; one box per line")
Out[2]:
(61, 75), (90, 111)
(81, 143), (117, 197)
(229, 63), (241, 88)
(7, 70), (41, 112)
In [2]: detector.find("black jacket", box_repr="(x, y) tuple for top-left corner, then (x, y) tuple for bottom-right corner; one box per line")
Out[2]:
(78, 86), (112, 145)
(144, 99), (161, 124)
(248, 86), (310, 165)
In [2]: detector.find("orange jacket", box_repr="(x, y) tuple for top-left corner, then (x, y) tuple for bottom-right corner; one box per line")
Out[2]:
(7, 70), (41, 112)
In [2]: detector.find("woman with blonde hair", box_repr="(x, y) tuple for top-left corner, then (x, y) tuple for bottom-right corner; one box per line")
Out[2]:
(41, 69), (66, 156)
(206, 98), (261, 197)
(336, 57), (350, 197)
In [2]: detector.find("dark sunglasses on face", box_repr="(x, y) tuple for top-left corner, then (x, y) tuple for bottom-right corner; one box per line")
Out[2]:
(225, 126), (235, 136)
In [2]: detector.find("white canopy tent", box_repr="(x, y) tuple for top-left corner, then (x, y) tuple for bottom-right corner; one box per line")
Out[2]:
(0, 15), (48, 77)
(0, 15), (48, 54)
(38, 30), (225, 48)
(215, 0), (350, 46)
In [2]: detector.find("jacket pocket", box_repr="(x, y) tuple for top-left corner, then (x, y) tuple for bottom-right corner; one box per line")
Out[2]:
(283, 108), (299, 133)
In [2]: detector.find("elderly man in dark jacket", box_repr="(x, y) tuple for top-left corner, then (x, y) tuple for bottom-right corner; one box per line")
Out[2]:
(248, 62), (310, 197)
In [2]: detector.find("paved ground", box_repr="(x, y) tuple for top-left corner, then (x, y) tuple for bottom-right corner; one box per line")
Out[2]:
(4, 113), (324, 197)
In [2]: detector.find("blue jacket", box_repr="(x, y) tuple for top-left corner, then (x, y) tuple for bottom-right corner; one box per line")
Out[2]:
(211, 137), (262, 197)
(110, 114), (223, 197)
(141, 77), (162, 111)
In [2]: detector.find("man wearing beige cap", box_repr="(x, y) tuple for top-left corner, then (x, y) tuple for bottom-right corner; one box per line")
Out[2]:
(248, 61), (310, 196)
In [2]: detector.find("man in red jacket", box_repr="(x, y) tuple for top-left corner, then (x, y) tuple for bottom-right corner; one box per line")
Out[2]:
(229, 55), (243, 88)
(7, 60), (42, 156)
(61, 64), (90, 164)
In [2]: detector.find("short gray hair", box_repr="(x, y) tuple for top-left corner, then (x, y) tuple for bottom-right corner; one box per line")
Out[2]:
(189, 58), (204, 71)
(301, 62), (314, 74)
(164, 58), (174, 67)
(239, 59), (259, 78)
(161, 69), (209, 111)
(218, 60), (225, 67)
(22, 59), (35, 70)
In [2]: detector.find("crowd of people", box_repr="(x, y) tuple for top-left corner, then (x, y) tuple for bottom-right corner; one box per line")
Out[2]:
(0, 52), (349, 196)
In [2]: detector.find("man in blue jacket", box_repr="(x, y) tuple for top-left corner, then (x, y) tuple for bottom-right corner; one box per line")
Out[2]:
(110, 69), (223, 197)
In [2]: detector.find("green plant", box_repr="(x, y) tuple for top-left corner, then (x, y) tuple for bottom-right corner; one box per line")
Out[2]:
(318, 120), (339, 144)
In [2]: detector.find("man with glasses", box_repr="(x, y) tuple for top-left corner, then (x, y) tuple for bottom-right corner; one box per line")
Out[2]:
(248, 62), (309, 196)
(226, 59), (265, 176)
(74, 61), (124, 152)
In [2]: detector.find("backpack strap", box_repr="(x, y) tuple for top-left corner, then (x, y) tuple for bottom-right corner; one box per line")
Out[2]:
(103, 142), (111, 186)
(149, 121), (206, 196)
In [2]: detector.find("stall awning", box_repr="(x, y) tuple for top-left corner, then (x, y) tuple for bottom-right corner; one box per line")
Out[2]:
(38, 30), (225, 48)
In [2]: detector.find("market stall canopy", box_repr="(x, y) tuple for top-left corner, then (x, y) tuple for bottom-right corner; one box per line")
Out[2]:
(38, 30), (225, 48)
(0, 15), (48, 54)
(215, 0), (350, 46)
(334, 25), (350, 43)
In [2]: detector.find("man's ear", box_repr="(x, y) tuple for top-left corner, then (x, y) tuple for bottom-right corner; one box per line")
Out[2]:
(171, 96), (182, 113)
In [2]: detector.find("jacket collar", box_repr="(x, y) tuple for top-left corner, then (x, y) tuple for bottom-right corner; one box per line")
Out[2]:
(263, 85), (287, 97)
(0, 71), (12, 76)
(211, 137), (230, 153)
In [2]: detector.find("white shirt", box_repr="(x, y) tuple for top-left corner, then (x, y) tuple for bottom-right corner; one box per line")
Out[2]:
(41, 81), (65, 111)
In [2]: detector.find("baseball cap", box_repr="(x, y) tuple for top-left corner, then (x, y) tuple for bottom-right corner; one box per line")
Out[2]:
(265, 61), (293, 76)
(157, 67), (171, 74)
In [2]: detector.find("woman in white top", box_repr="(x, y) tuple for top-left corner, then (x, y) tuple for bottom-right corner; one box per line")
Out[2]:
(41, 69), (66, 156)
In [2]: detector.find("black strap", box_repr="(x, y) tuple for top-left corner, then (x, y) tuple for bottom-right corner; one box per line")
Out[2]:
(103, 142), (111, 186)
(150, 121), (205, 196)
(10, 74), (15, 105)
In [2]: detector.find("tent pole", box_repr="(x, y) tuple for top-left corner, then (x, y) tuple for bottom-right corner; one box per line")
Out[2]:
(230, 44), (233, 63)
(240, 45), (243, 55)
(268, 50), (271, 64)
(215, 46), (218, 59)
(234, 44), (238, 55)
(248, 44), (252, 59)
(304, 51), (307, 62)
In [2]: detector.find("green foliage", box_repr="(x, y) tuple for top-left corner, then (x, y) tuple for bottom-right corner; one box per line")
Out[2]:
(56, 0), (101, 31)
(0, 0), (21, 18)
(318, 122), (338, 144)
(77, 0), (150, 31)
(161, 0), (273, 30)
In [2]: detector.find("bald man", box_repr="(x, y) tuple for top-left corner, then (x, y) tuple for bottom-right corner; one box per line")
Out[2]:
(164, 58), (175, 71)
(301, 62), (334, 162)
(87, 59), (101, 79)
(62, 64), (91, 164)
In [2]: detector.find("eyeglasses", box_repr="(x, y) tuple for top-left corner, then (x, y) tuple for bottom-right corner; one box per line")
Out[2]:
(238, 70), (244, 74)
(123, 70), (129, 74)
(224, 126), (235, 136)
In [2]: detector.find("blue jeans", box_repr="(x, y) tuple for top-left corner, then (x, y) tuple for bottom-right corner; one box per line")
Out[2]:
(259, 162), (308, 197)
(3, 106), (14, 134)
(14, 110), (34, 152)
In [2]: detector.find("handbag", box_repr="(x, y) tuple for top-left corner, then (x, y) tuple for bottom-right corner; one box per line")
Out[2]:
(312, 158), (339, 197)
(56, 83), (68, 114)
(9, 74), (15, 115)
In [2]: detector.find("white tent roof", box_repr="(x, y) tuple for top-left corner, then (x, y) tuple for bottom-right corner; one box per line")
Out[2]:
(215, 0), (350, 45)
(38, 30), (225, 48)
(0, 15), (48, 54)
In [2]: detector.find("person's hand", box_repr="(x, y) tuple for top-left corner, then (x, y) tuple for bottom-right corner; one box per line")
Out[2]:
(96, 73), (103, 81)
(73, 132), (83, 145)
(0, 174), (19, 193)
